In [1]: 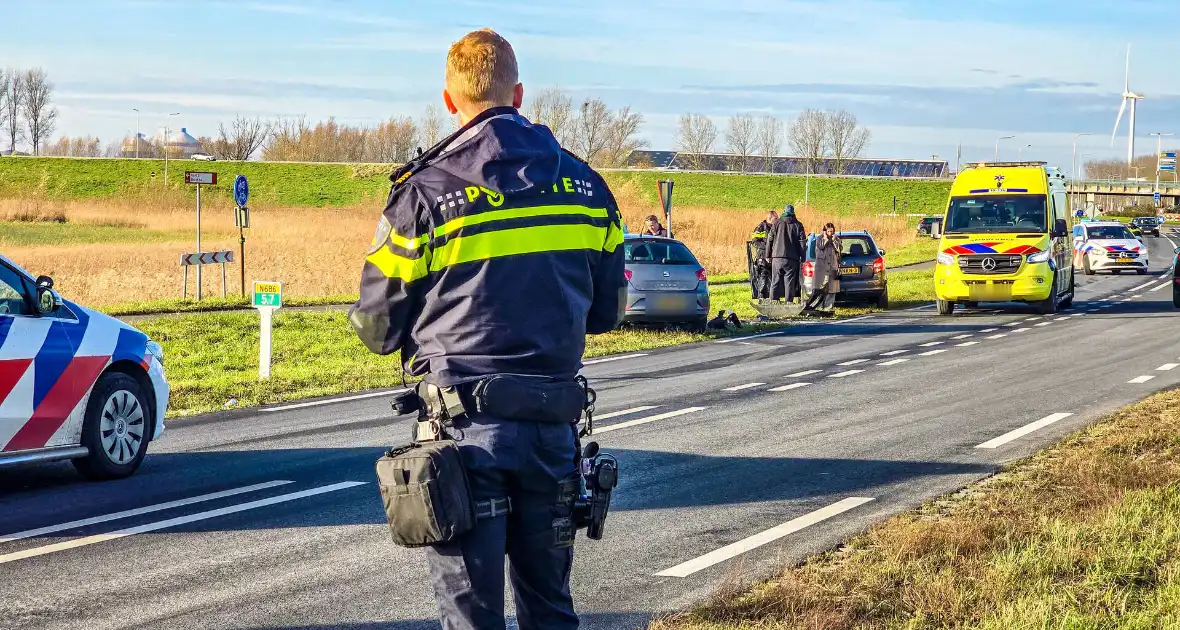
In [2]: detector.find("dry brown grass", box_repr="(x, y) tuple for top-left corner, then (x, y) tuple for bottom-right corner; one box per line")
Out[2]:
(650, 389), (1180, 630)
(2, 180), (918, 307)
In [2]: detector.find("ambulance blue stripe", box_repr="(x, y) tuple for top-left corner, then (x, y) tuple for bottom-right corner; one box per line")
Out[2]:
(31, 307), (90, 409)
(113, 327), (147, 363)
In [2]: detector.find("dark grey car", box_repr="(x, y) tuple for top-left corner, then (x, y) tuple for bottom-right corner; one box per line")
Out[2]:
(622, 235), (710, 330)
(801, 230), (888, 308)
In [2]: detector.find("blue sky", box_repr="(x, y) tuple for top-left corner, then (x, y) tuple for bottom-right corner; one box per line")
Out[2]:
(4, 0), (1179, 174)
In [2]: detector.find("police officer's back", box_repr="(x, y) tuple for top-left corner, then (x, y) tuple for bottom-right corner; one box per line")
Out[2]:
(349, 29), (626, 630)
(766, 205), (806, 301)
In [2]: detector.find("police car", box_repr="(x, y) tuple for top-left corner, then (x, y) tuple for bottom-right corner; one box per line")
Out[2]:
(0, 254), (169, 479)
(1072, 221), (1149, 275)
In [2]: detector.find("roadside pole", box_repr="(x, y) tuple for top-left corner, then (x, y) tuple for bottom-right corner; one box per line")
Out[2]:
(657, 179), (674, 236)
(184, 171), (217, 300)
(253, 281), (282, 379)
(233, 175), (250, 298)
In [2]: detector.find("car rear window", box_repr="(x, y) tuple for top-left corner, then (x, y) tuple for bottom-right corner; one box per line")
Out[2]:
(806, 236), (877, 258)
(624, 240), (698, 264)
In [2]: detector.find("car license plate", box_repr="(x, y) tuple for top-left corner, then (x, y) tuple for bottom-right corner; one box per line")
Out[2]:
(652, 295), (685, 310)
(839, 266), (859, 275)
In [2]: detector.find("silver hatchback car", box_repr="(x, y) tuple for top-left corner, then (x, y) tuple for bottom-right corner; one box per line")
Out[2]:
(622, 234), (710, 330)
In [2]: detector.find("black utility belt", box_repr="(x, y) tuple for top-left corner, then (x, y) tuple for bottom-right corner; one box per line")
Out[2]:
(407, 374), (590, 425)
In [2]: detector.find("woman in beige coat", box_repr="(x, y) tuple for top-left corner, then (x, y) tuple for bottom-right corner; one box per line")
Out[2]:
(804, 223), (841, 311)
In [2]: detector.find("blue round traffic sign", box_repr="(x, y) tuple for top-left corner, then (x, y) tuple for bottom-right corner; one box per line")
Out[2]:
(1075, 209), (1085, 218)
(233, 175), (249, 207)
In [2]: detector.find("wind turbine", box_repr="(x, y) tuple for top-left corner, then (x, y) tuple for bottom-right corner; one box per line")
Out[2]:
(1112, 44), (1146, 167)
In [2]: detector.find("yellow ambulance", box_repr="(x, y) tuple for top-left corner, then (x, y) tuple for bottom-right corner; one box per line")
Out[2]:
(933, 162), (1074, 315)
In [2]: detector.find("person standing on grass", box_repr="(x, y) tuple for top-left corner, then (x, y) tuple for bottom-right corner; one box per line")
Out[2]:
(766, 204), (805, 302)
(803, 222), (841, 312)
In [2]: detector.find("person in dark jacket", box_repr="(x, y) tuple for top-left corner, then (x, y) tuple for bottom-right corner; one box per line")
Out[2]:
(765, 204), (806, 302)
(643, 214), (669, 237)
(748, 210), (777, 298)
(349, 28), (625, 630)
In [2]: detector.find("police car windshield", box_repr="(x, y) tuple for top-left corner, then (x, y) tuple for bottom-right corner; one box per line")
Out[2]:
(624, 240), (697, 265)
(1087, 226), (1134, 240)
(944, 195), (1047, 234)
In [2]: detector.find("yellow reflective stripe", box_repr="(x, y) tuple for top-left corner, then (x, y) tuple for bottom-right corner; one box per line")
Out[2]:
(367, 245), (431, 283)
(433, 204), (609, 239)
(389, 231), (430, 250)
(604, 219), (624, 253)
(430, 223), (609, 271)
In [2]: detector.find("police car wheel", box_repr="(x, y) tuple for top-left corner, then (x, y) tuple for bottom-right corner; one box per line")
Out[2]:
(1083, 256), (1094, 275)
(72, 372), (151, 481)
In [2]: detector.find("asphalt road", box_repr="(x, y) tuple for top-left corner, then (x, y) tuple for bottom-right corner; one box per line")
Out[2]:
(3, 233), (1180, 630)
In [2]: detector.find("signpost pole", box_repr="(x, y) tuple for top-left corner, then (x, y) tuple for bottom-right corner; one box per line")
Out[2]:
(239, 222), (246, 298)
(233, 175), (250, 299)
(196, 183), (202, 300)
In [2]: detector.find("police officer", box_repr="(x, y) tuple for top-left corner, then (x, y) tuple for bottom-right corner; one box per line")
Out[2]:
(766, 204), (806, 302)
(748, 210), (777, 298)
(349, 28), (626, 630)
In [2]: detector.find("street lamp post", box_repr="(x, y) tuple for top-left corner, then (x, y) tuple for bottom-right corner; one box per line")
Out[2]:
(995, 135), (1014, 161)
(132, 108), (140, 158)
(1071, 133), (1091, 214)
(1018, 144), (1032, 160)
(1150, 132), (1173, 207)
(164, 112), (179, 184)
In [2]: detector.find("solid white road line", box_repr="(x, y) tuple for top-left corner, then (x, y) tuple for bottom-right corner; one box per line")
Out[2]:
(880, 350), (908, 356)
(582, 353), (650, 365)
(905, 303), (935, 311)
(956, 341), (979, 347)
(837, 359), (869, 366)
(919, 349), (948, 356)
(723, 382), (766, 392)
(827, 370), (864, 378)
(1156, 364), (1179, 371)
(594, 407), (707, 434)
(1128, 375), (1156, 384)
(1132, 281), (1155, 291)
(0, 482), (367, 566)
(976, 413), (1073, 449)
(786, 369), (822, 377)
(715, 332), (784, 344)
(951, 334), (973, 340)
(839, 316), (876, 324)
(985, 334), (1007, 340)
(262, 390), (405, 412)
(979, 328), (999, 333)
(593, 406), (658, 421)
(654, 497), (876, 578)
(769, 382), (811, 392)
(919, 341), (943, 347)
(0, 480), (295, 544)
(878, 358), (910, 366)
(1151, 281), (1172, 292)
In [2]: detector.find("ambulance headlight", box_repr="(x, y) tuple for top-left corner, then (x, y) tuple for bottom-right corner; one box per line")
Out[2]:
(1027, 250), (1051, 264)
(936, 253), (955, 266)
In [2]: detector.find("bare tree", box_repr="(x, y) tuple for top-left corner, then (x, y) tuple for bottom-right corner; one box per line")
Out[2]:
(214, 115), (272, 160)
(675, 113), (718, 170)
(420, 104), (443, 149)
(787, 108), (827, 174)
(369, 116), (418, 163)
(21, 68), (57, 156)
(725, 114), (757, 172)
(526, 86), (576, 148)
(602, 105), (647, 167)
(104, 137), (123, 158)
(823, 108), (871, 175)
(757, 115), (783, 173)
(2, 69), (24, 154)
(573, 98), (613, 165)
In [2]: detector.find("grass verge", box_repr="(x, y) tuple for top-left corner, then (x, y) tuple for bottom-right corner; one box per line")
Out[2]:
(651, 387), (1180, 630)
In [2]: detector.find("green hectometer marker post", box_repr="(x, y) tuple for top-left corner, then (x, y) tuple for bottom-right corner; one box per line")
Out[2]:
(253, 281), (282, 379)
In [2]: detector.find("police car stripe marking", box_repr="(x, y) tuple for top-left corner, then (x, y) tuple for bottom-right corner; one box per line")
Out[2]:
(975, 413), (1073, 449)
(593, 407), (707, 434)
(5, 355), (109, 452)
(0, 318), (53, 360)
(1128, 375), (1156, 384)
(0, 359), (32, 407)
(0, 481), (367, 566)
(653, 497), (876, 578)
(0, 480), (295, 544)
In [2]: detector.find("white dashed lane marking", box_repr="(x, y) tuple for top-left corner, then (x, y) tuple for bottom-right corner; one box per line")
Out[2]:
(836, 359), (869, 366)
(1132, 281), (1155, 291)
(1156, 364), (1179, 371)
(919, 349), (948, 356)
(1034, 322), (1052, 327)
(769, 382), (811, 392)
(985, 334), (1007, 340)
(1128, 375), (1156, 384)
(595, 407), (708, 434)
(827, 370), (864, 378)
(880, 350), (908, 356)
(722, 383), (765, 392)
(653, 497), (876, 578)
(1151, 281), (1171, 292)
(878, 358), (910, 366)
(956, 341), (979, 347)
(976, 413), (1073, 449)
(593, 406), (659, 421)
(951, 334), (973, 340)
(979, 328), (998, 333)
(919, 341), (943, 347)
(786, 369), (822, 378)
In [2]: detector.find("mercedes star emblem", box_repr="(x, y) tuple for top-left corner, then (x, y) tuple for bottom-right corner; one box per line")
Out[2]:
(981, 257), (997, 271)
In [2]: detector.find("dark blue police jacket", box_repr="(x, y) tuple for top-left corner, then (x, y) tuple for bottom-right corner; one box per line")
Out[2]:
(349, 106), (627, 387)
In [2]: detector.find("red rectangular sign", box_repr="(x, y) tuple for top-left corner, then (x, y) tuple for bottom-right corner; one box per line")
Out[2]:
(184, 171), (217, 185)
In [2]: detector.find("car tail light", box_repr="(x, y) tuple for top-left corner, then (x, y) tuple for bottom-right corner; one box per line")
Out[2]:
(802, 261), (814, 277)
(872, 256), (884, 274)
(696, 268), (707, 281)
(624, 269), (632, 281)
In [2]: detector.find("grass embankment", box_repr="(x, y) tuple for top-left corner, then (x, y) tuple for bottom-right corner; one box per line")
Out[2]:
(652, 389), (1180, 630)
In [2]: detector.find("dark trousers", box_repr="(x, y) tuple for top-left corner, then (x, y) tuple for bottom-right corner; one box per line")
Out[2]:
(423, 414), (579, 630)
(769, 258), (800, 302)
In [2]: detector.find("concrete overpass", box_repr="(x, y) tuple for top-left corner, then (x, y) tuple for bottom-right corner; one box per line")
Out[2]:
(1067, 179), (1180, 203)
